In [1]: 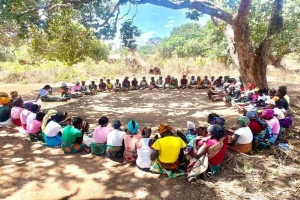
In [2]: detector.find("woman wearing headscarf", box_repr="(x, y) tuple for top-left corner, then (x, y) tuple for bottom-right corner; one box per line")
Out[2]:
(227, 116), (253, 154)
(150, 123), (186, 179)
(261, 109), (280, 143)
(186, 124), (227, 182)
(0, 92), (13, 127)
(10, 97), (24, 126)
(123, 119), (142, 162)
(247, 111), (274, 150)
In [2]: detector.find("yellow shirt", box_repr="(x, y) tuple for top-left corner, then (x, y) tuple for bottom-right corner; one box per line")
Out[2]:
(107, 83), (113, 89)
(152, 136), (186, 163)
(197, 80), (203, 85)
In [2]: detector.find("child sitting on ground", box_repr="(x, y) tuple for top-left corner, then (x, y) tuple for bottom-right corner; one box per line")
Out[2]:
(188, 76), (197, 88)
(106, 79), (114, 92)
(149, 77), (156, 90)
(115, 79), (122, 91)
(140, 77), (148, 90)
(131, 78), (139, 90)
(98, 79), (106, 92)
(179, 75), (188, 89)
(89, 81), (98, 95)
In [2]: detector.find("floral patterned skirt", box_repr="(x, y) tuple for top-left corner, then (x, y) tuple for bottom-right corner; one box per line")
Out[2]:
(106, 145), (123, 159)
(91, 142), (107, 155)
(61, 141), (86, 153)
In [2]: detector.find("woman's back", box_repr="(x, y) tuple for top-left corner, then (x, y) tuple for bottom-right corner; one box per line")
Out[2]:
(124, 134), (142, 150)
(136, 138), (153, 168)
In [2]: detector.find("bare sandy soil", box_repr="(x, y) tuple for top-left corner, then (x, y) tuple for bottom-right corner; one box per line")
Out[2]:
(0, 82), (300, 200)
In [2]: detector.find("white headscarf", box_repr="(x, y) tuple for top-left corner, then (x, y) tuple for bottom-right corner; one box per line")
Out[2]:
(187, 121), (195, 129)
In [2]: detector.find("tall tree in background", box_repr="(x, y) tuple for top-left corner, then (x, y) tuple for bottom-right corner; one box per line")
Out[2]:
(2, 0), (297, 88)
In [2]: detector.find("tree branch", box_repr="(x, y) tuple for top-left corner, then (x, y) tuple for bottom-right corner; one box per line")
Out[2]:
(267, 0), (284, 36)
(128, 0), (234, 25)
(92, 1), (121, 29)
(236, 0), (252, 19)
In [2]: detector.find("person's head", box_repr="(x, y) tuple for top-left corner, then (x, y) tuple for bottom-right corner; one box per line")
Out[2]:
(133, 77), (137, 81)
(75, 81), (80, 86)
(268, 89), (276, 97)
(141, 126), (152, 138)
(275, 99), (284, 109)
(112, 119), (121, 130)
(207, 113), (220, 124)
(237, 116), (250, 127)
(262, 109), (275, 120)
(187, 121), (195, 130)
(158, 123), (172, 137)
(183, 75), (186, 79)
(254, 88), (259, 94)
(258, 89), (263, 96)
(53, 112), (65, 123)
(218, 76), (223, 80)
(207, 124), (225, 139)
(197, 76), (200, 80)
(13, 97), (24, 108)
(116, 79), (119, 83)
(107, 79), (110, 84)
(0, 92), (10, 106)
(91, 81), (95, 85)
(246, 111), (258, 121)
(151, 77), (154, 80)
(231, 78), (236, 84)
(72, 116), (83, 129)
(30, 104), (40, 113)
(61, 82), (67, 88)
(81, 81), (85, 86)
(159, 76), (162, 80)
(98, 116), (109, 127)
(36, 112), (46, 122)
(127, 119), (139, 134)
(100, 79), (103, 83)
(143, 76), (146, 80)
(125, 76), (129, 80)
(167, 75), (170, 78)
(10, 91), (18, 99)
(211, 76), (215, 81)
(204, 76), (208, 80)
(277, 86), (287, 98)
(24, 102), (33, 110)
(44, 85), (51, 90)
(191, 76), (195, 80)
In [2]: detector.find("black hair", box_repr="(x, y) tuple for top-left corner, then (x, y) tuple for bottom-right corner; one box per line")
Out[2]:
(44, 85), (51, 89)
(46, 112), (64, 125)
(98, 116), (108, 126)
(208, 113), (220, 121)
(218, 76), (223, 79)
(113, 119), (121, 129)
(36, 112), (46, 121)
(72, 116), (83, 127)
(275, 99), (284, 109)
(258, 90), (263, 95)
(278, 86), (287, 96)
(30, 104), (39, 113)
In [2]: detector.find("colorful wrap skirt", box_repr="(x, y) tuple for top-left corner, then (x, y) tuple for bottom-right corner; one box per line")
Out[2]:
(91, 142), (107, 155)
(150, 158), (184, 179)
(124, 149), (138, 162)
(106, 145), (124, 159)
(61, 141), (86, 153)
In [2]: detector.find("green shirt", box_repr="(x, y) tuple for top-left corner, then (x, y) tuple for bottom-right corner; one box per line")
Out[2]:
(62, 125), (82, 143)
(0, 106), (11, 122)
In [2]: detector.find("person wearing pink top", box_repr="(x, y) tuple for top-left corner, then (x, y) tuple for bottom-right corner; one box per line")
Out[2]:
(91, 116), (113, 155)
(72, 81), (82, 92)
(27, 112), (45, 141)
(262, 109), (280, 143)
(10, 98), (24, 126)
(20, 102), (33, 130)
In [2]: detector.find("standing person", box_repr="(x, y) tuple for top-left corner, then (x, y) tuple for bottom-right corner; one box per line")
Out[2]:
(10, 98), (24, 126)
(98, 79), (106, 92)
(150, 123), (186, 179)
(122, 77), (131, 91)
(123, 119), (142, 163)
(136, 127), (154, 170)
(179, 75), (188, 89)
(62, 117), (90, 153)
(0, 93), (13, 127)
(106, 120), (126, 159)
(227, 116), (253, 154)
(140, 76), (148, 90)
(91, 116), (113, 155)
(131, 78), (139, 90)
(155, 76), (164, 88)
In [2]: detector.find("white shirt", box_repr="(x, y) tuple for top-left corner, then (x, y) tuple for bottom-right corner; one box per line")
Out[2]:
(274, 107), (285, 120)
(38, 88), (48, 97)
(20, 110), (31, 124)
(136, 138), (153, 169)
(106, 129), (126, 146)
(44, 121), (62, 137)
(234, 127), (253, 144)
(26, 113), (36, 125)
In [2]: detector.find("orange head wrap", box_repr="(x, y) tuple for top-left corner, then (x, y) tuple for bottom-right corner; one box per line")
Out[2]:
(158, 123), (172, 135)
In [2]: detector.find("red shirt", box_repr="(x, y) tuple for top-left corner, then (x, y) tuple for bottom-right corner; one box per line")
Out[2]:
(181, 79), (188, 85)
(203, 139), (226, 165)
(248, 121), (263, 135)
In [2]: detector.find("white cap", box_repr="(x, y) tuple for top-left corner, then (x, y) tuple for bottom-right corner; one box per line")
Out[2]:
(187, 121), (195, 129)
(61, 82), (67, 87)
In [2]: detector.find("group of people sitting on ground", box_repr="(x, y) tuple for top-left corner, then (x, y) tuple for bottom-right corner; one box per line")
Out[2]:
(0, 87), (293, 182)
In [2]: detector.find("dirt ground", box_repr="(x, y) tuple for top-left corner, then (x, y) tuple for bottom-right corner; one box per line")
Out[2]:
(1, 80), (300, 200)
